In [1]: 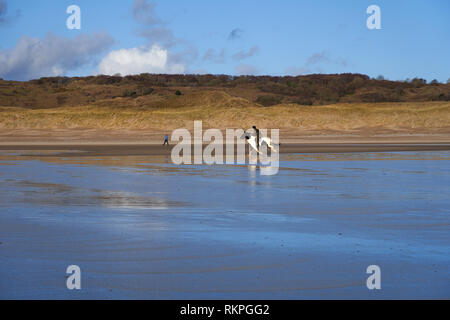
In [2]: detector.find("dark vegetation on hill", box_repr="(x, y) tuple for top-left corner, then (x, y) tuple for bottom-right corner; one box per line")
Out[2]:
(0, 73), (448, 109)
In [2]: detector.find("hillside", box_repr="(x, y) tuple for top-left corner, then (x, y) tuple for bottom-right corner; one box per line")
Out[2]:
(0, 74), (449, 135)
(0, 73), (449, 110)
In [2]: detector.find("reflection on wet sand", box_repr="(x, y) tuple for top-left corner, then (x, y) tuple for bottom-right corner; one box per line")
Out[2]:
(0, 150), (87, 156)
(1, 179), (188, 209)
(0, 150), (449, 299)
(283, 151), (450, 161)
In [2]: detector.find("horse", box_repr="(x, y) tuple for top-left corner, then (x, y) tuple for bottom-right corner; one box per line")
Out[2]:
(241, 131), (279, 154)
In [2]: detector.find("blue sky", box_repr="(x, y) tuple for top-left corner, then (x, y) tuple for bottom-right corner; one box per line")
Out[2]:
(0, 0), (449, 81)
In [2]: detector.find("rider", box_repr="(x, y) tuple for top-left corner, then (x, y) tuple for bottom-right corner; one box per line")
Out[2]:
(252, 126), (260, 152)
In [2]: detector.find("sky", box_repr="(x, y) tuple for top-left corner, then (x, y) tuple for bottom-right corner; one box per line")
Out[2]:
(0, 0), (449, 82)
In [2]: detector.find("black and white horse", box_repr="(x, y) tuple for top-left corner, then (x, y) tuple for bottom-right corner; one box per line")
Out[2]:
(241, 131), (278, 154)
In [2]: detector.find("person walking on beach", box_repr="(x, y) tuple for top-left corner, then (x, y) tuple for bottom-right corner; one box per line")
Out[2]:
(252, 126), (260, 152)
(163, 134), (169, 146)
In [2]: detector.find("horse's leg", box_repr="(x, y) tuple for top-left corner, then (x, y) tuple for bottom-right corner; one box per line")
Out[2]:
(264, 138), (278, 153)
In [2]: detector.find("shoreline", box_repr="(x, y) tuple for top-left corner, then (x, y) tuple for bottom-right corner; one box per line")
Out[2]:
(1, 129), (450, 156)
(1, 142), (450, 157)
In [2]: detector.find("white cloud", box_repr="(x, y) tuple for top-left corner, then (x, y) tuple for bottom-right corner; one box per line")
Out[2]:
(98, 45), (185, 76)
(139, 27), (176, 48)
(0, 0), (20, 25)
(306, 50), (348, 67)
(228, 28), (244, 40)
(132, 0), (160, 26)
(232, 46), (259, 61)
(284, 66), (311, 76)
(0, 32), (113, 80)
(202, 48), (226, 64)
(99, 0), (190, 76)
(0, 0), (8, 24)
(235, 64), (259, 76)
(284, 51), (349, 76)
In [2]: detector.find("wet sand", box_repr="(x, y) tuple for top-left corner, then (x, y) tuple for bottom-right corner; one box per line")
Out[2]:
(1, 128), (450, 156)
(0, 142), (450, 157)
(0, 150), (449, 299)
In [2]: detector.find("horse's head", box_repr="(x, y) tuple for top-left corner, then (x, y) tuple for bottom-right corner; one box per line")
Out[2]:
(240, 132), (252, 140)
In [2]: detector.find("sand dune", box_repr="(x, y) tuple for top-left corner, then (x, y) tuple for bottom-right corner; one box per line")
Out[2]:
(0, 91), (449, 133)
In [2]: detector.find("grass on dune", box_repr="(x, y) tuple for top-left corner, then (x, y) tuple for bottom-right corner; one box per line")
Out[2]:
(0, 90), (449, 132)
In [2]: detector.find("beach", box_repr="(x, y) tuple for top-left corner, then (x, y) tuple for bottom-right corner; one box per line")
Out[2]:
(1, 142), (450, 157)
(1, 128), (450, 155)
(0, 139), (449, 299)
(1, 0), (449, 303)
